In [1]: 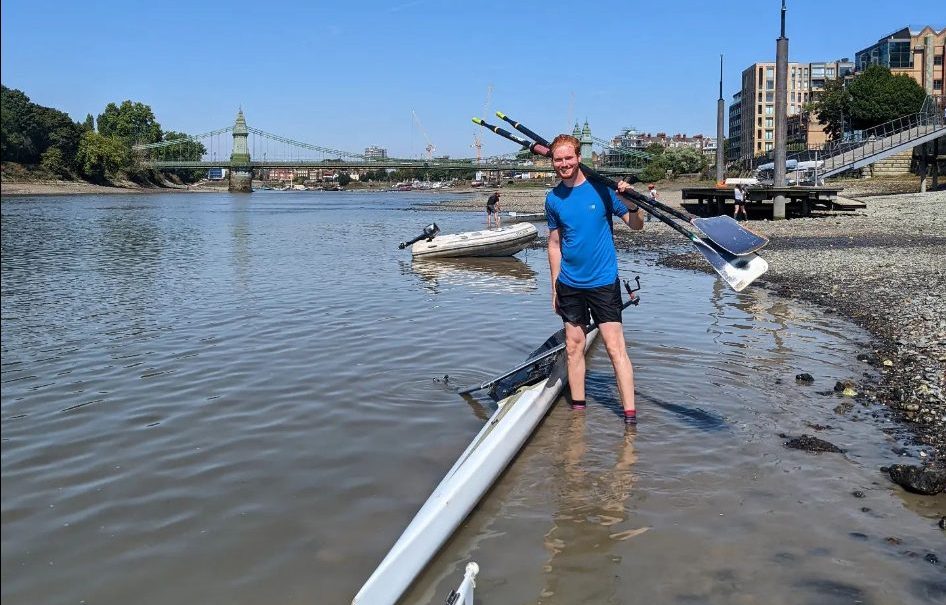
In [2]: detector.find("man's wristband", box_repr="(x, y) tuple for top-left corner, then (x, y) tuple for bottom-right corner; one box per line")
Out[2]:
(627, 204), (640, 212)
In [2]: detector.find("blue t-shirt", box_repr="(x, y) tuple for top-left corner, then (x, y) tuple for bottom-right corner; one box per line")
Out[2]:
(545, 180), (628, 288)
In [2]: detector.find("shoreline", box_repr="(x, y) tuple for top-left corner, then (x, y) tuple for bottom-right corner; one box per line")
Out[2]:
(417, 186), (946, 480)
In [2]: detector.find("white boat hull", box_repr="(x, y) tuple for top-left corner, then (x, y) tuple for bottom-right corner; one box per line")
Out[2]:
(410, 223), (537, 259)
(352, 328), (599, 605)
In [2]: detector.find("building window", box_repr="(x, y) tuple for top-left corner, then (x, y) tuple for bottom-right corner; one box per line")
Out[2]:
(935, 80), (943, 92)
(766, 67), (774, 78)
(757, 129), (762, 139)
(758, 92), (763, 103)
(765, 130), (773, 141)
(888, 40), (912, 69)
(758, 117), (763, 127)
(765, 117), (774, 128)
(765, 105), (774, 116)
(765, 142), (773, 151)
(766, 79), (775, 90)
(757, 142), (763, 151)
(758, 104), (763, 115)
(935, 55), (943, 66)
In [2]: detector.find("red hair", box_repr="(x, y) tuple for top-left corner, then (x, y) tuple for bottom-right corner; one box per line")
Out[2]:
(550, 134), (580, 156)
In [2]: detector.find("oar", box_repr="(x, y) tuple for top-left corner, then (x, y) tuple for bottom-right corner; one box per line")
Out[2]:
(398, 223), (440, 249)
(459, 278), (640, 395)
(472, 117), (767, 292)
(493, 111), (767, 256)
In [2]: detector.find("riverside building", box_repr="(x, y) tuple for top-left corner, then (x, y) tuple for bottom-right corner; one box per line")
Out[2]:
(855, 26), (945, 95)
(728, 59), (854, 162)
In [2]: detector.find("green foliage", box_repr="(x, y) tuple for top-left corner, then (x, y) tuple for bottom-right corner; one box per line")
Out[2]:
(76, 131), (131, 183)
(337, 173), (352, 186)
(813, 65), (927, 137)
(639, 146), (706, 182)
(644, 142), (665, 155)
(812, 78), (849, 139)
(40, 147), (68, 177)
(83, 114), (95, 132)
(846, 64), (926, 130)
(96, 100), (162, 145)
(1, 85), (84, 167)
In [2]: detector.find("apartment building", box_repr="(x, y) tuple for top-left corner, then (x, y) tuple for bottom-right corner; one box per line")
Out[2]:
(855, 26), (945, 95)
(729, 59), (854, 160)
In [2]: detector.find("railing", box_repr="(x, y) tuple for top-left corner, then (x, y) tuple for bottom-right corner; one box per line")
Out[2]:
(729, 95), (945, 175)
(802, 95), (945, 170)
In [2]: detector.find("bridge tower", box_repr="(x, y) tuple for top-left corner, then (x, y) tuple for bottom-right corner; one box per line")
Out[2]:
(229, 109), (253, 192)
(580, 121), (594, 167)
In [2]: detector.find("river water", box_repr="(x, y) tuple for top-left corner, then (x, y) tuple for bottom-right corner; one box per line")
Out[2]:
(2, 191), (943, 605)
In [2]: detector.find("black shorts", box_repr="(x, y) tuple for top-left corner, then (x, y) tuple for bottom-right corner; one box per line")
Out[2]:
(555, 278), (623, 326)
(486, 205), (498, 214)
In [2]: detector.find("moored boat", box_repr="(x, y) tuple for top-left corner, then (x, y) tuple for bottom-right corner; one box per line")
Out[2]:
(409, 223), (537, 259)
(504, 211), (546, 223)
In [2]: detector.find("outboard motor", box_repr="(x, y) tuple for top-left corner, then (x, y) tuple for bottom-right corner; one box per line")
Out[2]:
(398, 223), (440, 249)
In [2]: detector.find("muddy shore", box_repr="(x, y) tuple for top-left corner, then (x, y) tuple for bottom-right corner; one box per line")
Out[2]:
(418, 183), (946, 479)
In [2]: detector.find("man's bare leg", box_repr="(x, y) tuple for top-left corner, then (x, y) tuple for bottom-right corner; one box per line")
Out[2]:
(563, 321), (587, 406)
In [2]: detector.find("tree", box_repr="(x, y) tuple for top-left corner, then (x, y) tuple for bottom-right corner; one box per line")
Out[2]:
(813, 65), (926, 138)
(811, 78), (850, 139)
(83, 114), (95, 132)
(96, 100), (162, 146)
(76, 131), (131, 183)
(40, 147), (68, 177)
(644, 142), (665, 155)
(846, 64), (926, 130)
(1, 85), (84, 168)
(337, 172), (352, 186)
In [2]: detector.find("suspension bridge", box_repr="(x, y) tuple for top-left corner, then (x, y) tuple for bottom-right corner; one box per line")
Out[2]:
(132, 110), (651, 191)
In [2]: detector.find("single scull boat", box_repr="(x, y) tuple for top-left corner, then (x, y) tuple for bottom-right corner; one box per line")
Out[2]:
(352, 281), (639, 605)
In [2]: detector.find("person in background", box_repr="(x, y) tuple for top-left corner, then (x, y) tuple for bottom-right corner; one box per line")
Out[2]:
(646, 184), (658, 222)
(545, 134), (645, 426)
(733, 184), (748, 221)
(486, 191), (501, 227)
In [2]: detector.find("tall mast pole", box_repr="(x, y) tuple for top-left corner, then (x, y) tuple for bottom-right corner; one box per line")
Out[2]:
(773, 0), (789, 218)
(716, 54), (725, 185)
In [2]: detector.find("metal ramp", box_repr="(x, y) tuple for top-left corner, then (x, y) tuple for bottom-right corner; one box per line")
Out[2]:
(815, 96), (946, 178)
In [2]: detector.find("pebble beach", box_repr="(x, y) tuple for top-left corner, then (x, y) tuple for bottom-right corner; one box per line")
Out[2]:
(423, 184), (946, 476)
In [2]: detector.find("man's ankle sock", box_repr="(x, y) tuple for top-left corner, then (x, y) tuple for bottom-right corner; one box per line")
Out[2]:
(624, 409), (638, 425)
(570, 399), (586, 410)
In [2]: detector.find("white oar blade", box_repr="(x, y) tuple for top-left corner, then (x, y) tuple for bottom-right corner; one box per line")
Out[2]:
(692, 237), (768, 292)
(691, 216), (769, 256)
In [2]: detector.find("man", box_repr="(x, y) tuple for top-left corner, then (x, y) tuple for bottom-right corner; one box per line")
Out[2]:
(486, 191), (501, 227)
(545, 134), (645, 425)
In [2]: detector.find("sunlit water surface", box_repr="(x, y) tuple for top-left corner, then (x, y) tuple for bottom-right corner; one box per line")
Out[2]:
(2, 191), (943, 605)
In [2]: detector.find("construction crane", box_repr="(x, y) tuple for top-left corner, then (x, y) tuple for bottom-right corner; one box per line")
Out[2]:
(471, 84), (493, 163)
(411, 110), (436, 160)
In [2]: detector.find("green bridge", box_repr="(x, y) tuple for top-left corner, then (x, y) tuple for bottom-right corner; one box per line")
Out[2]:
(134, 110), (651, 191)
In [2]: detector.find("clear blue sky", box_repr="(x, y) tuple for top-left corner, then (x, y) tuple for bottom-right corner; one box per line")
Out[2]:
(1, 0), (939, 158)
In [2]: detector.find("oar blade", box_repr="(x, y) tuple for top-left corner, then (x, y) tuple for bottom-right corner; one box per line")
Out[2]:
(691, 237), (768, 292)
(692, 216), (769, 256)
